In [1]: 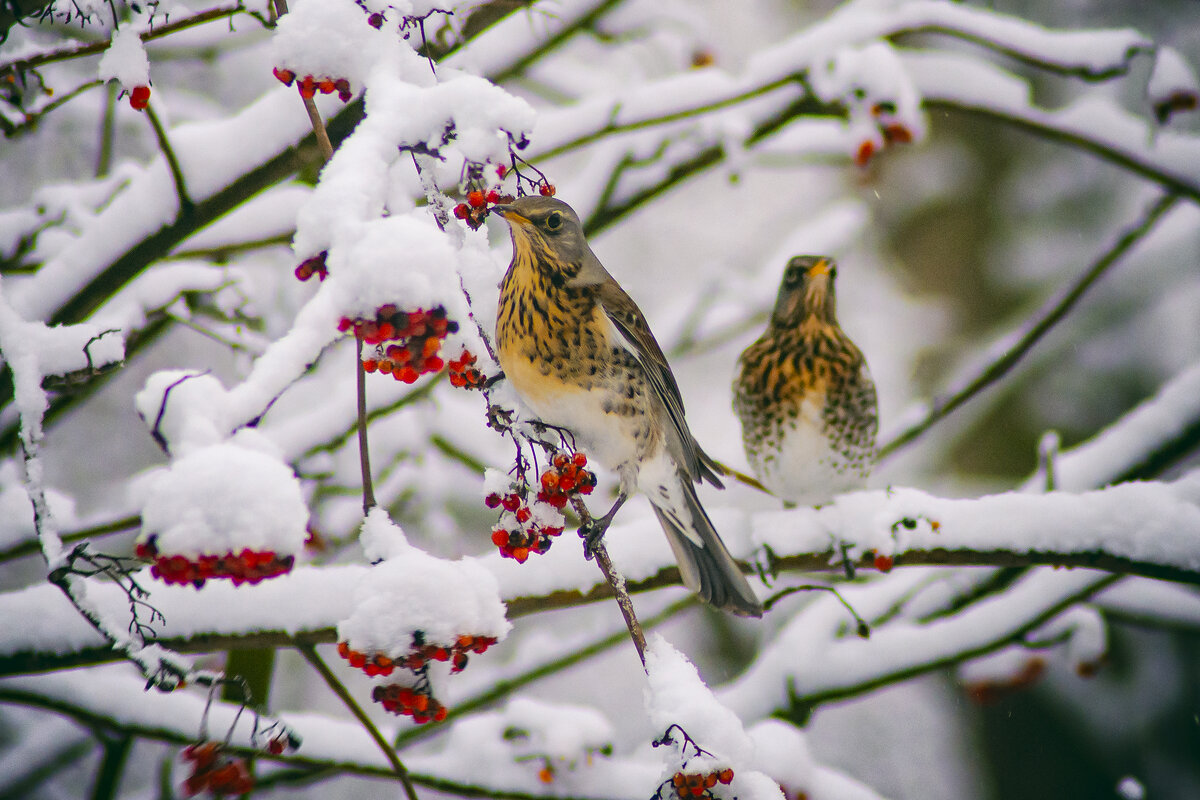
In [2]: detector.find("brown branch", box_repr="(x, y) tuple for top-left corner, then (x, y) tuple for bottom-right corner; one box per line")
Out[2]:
(355, 335), (376, 513)
(879, 191), (1181, 459)
(9, 541), (1197, 676)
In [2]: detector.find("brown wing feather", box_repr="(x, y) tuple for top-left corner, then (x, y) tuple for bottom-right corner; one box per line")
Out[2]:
(595, 280), (724, 487)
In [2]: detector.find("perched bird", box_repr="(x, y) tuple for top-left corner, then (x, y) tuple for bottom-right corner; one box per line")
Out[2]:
(493, 196), (762, 617)
(733, 255), (878, 506)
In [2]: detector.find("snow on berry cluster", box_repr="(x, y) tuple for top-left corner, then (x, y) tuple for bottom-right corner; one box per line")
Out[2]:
(134, 431), (308, 590)
(339, 304), (458, 384)
(808, 41), (924, 168)
(181, 742), (253, 797)
(272, 67), (354, 102)
(337, 510), (510, 724)
(483, 452), (595, 563)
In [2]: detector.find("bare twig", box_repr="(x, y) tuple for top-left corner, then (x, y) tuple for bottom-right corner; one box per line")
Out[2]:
(297, 645), (420, 800)
(879, 192), (1180, 459)
(355, 336), (376, 514)
(144, 104), (194, 213)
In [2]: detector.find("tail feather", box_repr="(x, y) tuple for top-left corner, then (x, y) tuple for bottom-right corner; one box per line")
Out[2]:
(651, 480), (763, 618)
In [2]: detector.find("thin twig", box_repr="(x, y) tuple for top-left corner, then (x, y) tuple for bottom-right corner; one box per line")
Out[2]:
(297, 645), (420, 800)
(879, 192), (1180, 459)
(762, 583), (871, 636)
(355, 336), (376, 514)
(301, 95), (335, 162)
(0, 513), (140, 565)
(143, 104), (194, 213)
(568, 497), (647, 666)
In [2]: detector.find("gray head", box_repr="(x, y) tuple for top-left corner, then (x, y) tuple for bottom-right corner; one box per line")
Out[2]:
(492, 196), (592, 280)
(771, 255), (839, 327)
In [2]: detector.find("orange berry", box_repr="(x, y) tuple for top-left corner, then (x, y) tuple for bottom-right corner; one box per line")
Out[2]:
(873, 553), (894, 572)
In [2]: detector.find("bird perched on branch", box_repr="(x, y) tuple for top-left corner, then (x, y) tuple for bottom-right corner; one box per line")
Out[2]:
(734, 255), (878, 506)
(493, 195), (763, 617)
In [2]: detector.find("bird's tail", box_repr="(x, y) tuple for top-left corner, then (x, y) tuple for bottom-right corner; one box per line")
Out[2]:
(650, 474), (763, 618)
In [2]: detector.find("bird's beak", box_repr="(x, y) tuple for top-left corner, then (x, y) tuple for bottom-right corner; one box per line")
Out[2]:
(806, 258), (831, 279)
(491, 205), (530, 226)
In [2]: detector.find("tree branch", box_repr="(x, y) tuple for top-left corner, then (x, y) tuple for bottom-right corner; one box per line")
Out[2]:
(879, 191), (1181, 459)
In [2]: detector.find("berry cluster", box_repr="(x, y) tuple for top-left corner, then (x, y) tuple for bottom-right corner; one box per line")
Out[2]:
(537, 451), (596, 509)
(453, 179), (512, 231)
(294, 251), (328, 282)
(669, 769), (735, 799)
(447, 348), (485, 389)
(486, 486), (561, 563)
(129, 85), (151, 110)
(339, 305), (458, 384)
(964, 657), (1046, 706)
(137, 537), (294, 588)
(337, 632), (497, 678)
(372, 683), (448, 723)
(181, 742), (253, 797)
(272, 68), (352, 102)
(855, 102), (914, 167)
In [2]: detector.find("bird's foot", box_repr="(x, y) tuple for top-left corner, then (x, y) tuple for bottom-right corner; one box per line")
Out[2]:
(578, 493), (628, 561)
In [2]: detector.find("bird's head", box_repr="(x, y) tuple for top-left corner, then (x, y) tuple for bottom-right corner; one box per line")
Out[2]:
(492, 196), (590, 283)
(771, 255), (839, 327)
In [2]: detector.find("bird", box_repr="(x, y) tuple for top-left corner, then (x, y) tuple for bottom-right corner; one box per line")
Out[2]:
(492, 195), (763, 618)
(733, 255), (878, 506)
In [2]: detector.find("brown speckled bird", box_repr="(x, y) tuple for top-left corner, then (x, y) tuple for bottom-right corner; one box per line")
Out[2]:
(493, 196), (762, 617)
(733, 255), (877, 505)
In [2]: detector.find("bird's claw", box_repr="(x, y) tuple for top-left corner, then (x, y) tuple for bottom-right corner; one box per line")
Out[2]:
(578, 519), (608, 561)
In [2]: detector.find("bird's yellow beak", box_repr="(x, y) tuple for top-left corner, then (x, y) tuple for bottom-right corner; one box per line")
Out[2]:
(806, 258), (831, 278)
(492, 205), (530, 226)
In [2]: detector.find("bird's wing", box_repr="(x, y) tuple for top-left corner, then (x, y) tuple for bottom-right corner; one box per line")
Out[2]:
(596, 278), (724, 487)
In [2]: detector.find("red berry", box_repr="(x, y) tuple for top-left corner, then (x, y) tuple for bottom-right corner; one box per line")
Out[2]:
(453, 203), (470, 220)
(272, 67), (295, 86)
(362, 358), (378, 372)
(486, 190), (501, 204)
(515, 507), (531, 524)
(485, 493), (501, 508)
(718, 768), (734, 784)
(572, 452), (587, 467)
(335, 78), (353, 102)
(367, 12), (384, 28)
(491, 529), (509, 547)
(873, 553), (894, 573)
(299, 75), (316, 99)
(495, 164), (507, 178)
(467, 190), (486, 208)
(318, 79), (336, 95)
(539, 183), (556, 196)
(129, 85), (151, 110)
(883, 123), (913, 144)
(855, 140), (875, 167)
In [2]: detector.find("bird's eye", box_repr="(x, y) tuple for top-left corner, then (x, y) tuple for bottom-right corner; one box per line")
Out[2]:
(545, 211), (563, 231)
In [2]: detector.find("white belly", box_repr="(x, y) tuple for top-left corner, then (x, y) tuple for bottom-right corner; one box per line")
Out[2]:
(752, 397), (868, 506)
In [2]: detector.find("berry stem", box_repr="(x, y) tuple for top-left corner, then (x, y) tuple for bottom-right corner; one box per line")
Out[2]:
(355, 335), (377, 514)
(273, 0), (335, 163)
(298, 645), (421, 800)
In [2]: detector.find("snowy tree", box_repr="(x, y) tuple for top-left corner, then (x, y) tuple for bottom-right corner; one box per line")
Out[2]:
(1, 1), (1199, 798)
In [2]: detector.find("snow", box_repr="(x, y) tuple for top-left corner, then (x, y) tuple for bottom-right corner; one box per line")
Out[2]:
(1148, 46), (1199, 122)
(97, 25), (150, 90)
(337, 508), (510, 653)
(137, 430), (308, 559)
